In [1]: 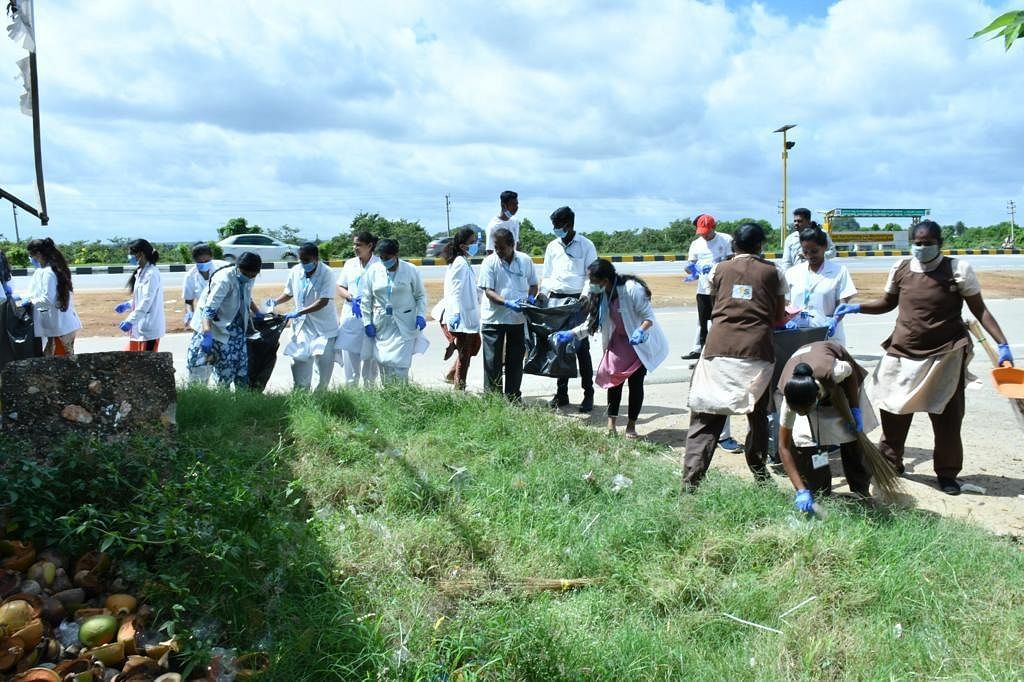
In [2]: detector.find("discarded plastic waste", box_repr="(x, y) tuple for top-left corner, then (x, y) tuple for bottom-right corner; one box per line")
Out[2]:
(959, 483), (986, 495)
(611, 474), (633, 493)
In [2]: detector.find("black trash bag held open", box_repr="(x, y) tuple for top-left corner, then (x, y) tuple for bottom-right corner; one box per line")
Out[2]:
(0, 297), (41, 367)
(247, 314), (288, 392)
(522, 301), (582, 378)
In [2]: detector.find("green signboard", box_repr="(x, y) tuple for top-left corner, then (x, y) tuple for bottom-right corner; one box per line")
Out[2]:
(831, 208), (930, 218)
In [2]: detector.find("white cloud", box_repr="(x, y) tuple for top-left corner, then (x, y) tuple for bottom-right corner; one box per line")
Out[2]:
(0, 0), (1020, 243)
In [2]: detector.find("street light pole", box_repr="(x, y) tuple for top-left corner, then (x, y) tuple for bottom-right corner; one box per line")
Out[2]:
(774, 124), (797, 250)
(1008, 200), (1016, 246)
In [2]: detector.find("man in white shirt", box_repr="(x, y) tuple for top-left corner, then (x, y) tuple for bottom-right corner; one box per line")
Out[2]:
(683, 214), (733, 359)
(782, 208), (836, 269)
(541, 206), (598, 411)
(479, 228), (538, 401)
(485, 190), (521, 254)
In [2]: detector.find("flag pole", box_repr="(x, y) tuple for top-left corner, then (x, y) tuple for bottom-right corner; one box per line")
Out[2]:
(27, 50), (47, 225)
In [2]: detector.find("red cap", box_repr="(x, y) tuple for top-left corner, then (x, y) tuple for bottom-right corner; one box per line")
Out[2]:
(695, 214), (717, 236)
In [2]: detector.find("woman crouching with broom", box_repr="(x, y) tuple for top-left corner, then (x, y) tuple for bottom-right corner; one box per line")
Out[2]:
(777, 340), (885, 513)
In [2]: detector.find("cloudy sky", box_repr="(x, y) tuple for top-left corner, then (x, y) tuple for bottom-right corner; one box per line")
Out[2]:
(0, 0), (1021, 244)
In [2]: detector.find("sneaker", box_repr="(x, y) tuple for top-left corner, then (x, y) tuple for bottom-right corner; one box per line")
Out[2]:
(937, 477), (961, 496)
(718, 437), (743, 453)
(681, 349), (702, 360)
(549, 394), (569, 409)
(578, 393), (595, 413)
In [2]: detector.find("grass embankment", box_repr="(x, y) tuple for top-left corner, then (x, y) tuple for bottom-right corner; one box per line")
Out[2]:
(4, 386), (1023, 679)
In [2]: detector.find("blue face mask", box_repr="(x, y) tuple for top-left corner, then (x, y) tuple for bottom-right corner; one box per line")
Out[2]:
(196, 261), (213, 273)
(127, 254), (138, 266)
(381, 257), (398, 269)
(466, 243), (480, 257)
(503, 208), (514, 220)
(912, 243), (940, 263)
(29, 256), (41, 269)
(236, 271), (254, 283)
(553, 228), (568, 239)
(302, 261), (317, 273)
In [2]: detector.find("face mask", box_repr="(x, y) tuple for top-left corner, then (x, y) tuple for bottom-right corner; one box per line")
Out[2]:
(912, 244), (940, 263)
(553, 228), (568, 239)
(381, 257), (398, 269)
(466, 243), (480, 257)
(29, 256), (41, 269)
(196, 261), (213, 273)
(302, 261), (317, 273)
(503, 209), (514, 220)
(236, 271), (254, 283)
(589, 283), (604, 294)
(127, 254), (138, 266)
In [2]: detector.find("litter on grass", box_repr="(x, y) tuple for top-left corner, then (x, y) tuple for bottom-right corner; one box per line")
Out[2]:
(611, 474), (633, 493)
(960, 483), (986, 495)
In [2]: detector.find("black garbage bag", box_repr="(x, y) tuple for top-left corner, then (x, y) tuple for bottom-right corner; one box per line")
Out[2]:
(0, 298), (41, 368)
(771, 326), (829, 393)
(522, 301), (583, 378)
(247, 314), (288, 392)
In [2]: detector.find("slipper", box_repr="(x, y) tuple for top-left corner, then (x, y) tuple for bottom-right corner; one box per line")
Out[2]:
(624, 431), (640, 440)
(443, 343), (457, 360)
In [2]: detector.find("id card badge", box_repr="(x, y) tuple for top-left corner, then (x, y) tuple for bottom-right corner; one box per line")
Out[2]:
(811, 451), (829, 470)
(732, 284), (753, 300)
(385, 304), (394, 316)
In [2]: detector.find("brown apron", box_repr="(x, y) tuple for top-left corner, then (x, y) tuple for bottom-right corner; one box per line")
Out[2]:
(777, 340), (867, 394)
(704, 256), (781, 362)
(883, 258), (969, 359)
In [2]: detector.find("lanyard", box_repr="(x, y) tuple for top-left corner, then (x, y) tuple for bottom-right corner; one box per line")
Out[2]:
(500, 256), (523, 279)
(802, 265), (824, 309)
(385, 269), (396, 305)
(300, 275), (314, 305)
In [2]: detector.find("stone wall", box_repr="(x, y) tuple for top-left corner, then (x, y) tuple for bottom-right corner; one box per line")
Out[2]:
(1, 351), (176, 446)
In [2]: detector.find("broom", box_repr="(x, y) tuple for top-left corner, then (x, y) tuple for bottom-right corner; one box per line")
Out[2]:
(967, 319), (1024, 430)
(827, 385), (903, 500)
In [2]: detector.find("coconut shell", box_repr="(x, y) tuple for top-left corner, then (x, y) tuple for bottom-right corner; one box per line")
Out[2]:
(0, 542), (36, 573)
(0, 598), (39, 636)
(86, 640), (125, 666)
(39, 597), (65, 627)
(121, 654), (164, 676)
(236, 651), (270, 678)
(0, 635), (27, 671)
(104, 594), (137, 617)
(10, 667), (62, 682)
(53, 657), (92, 675)
(12, 619), (43, 649)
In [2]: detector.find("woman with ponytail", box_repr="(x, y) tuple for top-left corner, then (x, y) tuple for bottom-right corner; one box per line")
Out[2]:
(440, 227), (482, 389)
(777, 341), (877, 511)
(554, 259), (668, 438)
(116, 239), (166, 351)
(25, 238), (81, 356)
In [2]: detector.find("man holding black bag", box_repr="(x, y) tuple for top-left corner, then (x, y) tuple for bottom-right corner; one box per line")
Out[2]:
(541, 206), (598, 412)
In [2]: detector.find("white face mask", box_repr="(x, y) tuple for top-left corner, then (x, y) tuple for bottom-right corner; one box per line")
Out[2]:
(912, 244), (940, 263)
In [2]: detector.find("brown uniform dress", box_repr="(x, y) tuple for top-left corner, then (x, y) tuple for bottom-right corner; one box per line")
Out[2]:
(877, 258), (970, 479)
(683, 256), (782, 487)
(777, 341), (871, 496)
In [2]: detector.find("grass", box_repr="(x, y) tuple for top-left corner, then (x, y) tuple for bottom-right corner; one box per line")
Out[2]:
(3, 385), (1023, 680)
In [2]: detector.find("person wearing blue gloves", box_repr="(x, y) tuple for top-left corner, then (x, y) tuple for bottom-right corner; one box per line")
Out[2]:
(776, 341), (876, 511)
(118, 239), (165, 352)
(25, 238), (81, 356)
(182, 242), (228, 328)
(186, 251), (263, 388)
(440, 227), (482, 390)
(360, 239), (428, 384)
(267, 243), (339, 391)
(479, 228), (538, 400)
(335, 231), (380, 387)
(830, 220), (1014, 495)
(554, 259), (667, 439)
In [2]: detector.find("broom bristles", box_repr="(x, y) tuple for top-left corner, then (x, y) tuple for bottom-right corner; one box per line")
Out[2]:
(828, 386), (903, 500)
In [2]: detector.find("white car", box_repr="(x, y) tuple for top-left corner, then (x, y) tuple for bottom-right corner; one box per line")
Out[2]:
(217, 234), (300, 263)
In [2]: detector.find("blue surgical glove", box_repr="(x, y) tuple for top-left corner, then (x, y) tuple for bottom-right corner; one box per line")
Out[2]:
(683, 263), (698, 283)
(504, 299), (523, 312)
(850, 406), (864, 434)
(114, 301), (132, 314)
(794, 489), (814, 513)
(826, 317), (840, 339)
(629, 328), (649, 345)
(118, 320), (132, 333)
(700, 263), (713, 275)
(351, 296), (362, 319)
(553, 330), (575, 345)
(782, 320), (799, 331)
(284, 311), (301, 321)
(449, 313), (461, 331)
(365, 323), (377, 338)
(183, 309), (193, 325)
(416, 315), (427, 330)
(833, 302), (861, 319)
(200, 331), (214, 353)
(997, 343), (1014, 367)
(253, 311), (265, 321)
(526, 295), (537, 305)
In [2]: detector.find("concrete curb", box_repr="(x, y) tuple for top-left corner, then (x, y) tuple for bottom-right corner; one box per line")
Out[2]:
(11, 248), (1022, 276)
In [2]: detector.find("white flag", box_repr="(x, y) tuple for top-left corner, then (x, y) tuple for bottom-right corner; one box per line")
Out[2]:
(16, 55), (31, 115)
(6, 0), (35, 52)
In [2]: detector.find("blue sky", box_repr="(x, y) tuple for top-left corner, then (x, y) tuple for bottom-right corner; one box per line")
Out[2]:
(0, 0), (1021, 244)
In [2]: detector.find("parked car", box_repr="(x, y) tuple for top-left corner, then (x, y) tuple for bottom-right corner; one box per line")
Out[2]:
(217, 234), (300, 263)
(425, 237), (453, 258)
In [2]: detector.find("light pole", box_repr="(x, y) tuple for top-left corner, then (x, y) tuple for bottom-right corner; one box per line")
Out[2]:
(1008, 200), (1016, 246)
(773, 124), (797, 249)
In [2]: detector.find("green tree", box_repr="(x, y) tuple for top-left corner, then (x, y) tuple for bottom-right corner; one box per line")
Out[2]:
(320, 213), (431, 260)
(973, 10), (1024, 50)
(517, 217), (550, 255)
(266, 224), (304, 245)
(217, 217), (262, 240)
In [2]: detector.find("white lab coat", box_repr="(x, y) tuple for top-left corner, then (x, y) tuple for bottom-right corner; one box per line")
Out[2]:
(335, 255), (380, 355)
(191, 267), (254, 342)
(182, 260), (229, 303)
(442, 257), (481, 332)
(125, 263), (165, 341)
(282, 263), (339, 360)
(361, 260), (428, 369)
(28, 266), (82, 337)
(569, 279), (669, 373)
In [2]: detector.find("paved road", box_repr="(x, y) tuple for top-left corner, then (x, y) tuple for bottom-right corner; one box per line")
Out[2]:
(75, 299), (1024, 396)
(43, 255), (1024, 292)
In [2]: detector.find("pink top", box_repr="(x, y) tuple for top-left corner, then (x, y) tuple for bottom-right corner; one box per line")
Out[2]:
(596, 298), (642, 389)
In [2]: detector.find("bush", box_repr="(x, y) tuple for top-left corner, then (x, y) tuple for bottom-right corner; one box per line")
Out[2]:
(175, 241), (223, 264)
(4, 244), (29, 267)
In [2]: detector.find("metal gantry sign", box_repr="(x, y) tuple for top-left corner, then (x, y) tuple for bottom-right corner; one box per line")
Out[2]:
(2, 0), (48, 225)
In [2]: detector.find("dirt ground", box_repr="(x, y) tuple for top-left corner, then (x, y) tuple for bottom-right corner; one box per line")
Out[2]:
(70, 271), (1024, 338)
